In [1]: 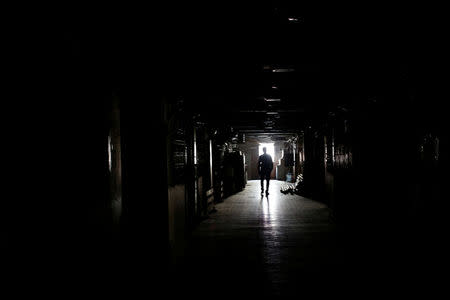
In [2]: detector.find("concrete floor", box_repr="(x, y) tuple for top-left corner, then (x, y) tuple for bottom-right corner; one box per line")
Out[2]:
(173, 180), (347, 297)
(6, 180), (442, 297)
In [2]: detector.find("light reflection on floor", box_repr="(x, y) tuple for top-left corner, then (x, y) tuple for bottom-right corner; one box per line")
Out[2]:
(179, 180), (343, 297)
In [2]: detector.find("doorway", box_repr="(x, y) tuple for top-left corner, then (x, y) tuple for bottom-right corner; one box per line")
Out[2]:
(258, 143), (275, 158)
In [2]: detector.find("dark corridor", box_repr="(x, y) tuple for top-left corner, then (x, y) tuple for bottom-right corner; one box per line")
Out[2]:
(4, 2), (449, 297)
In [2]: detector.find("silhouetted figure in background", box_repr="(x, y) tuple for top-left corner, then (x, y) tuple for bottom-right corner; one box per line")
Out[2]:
(258, 147), (273, 195)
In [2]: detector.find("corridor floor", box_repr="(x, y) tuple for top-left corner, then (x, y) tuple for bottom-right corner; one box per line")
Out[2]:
(173, 180), (346, 297)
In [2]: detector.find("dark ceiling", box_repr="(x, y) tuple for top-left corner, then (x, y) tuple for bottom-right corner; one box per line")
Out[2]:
(109, 2), (446, 135)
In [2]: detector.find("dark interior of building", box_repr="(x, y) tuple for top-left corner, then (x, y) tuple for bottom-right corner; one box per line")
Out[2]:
(4, 2), (449, 297)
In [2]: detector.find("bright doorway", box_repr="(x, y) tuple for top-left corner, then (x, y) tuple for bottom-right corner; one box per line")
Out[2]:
(258, 143), (275, 159)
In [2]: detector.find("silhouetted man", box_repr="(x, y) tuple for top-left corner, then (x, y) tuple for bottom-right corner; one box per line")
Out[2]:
(258, 147), (273, 195)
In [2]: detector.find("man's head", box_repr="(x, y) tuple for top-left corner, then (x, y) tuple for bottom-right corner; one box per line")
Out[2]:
(262, 147), (267, 153)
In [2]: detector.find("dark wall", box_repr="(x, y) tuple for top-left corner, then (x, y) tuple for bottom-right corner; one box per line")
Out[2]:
(6, 35), (115, 288)
(6, 16), (174, 292)
(299, 65), (449, 280)
(119, 89), (169, 275)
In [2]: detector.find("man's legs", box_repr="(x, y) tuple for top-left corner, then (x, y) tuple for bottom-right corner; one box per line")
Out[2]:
(260, 175), (264, 193)
(265, 173), (270, 195)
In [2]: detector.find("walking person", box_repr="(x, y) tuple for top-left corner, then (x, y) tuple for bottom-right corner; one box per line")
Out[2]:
(257, 147), (273, 195)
